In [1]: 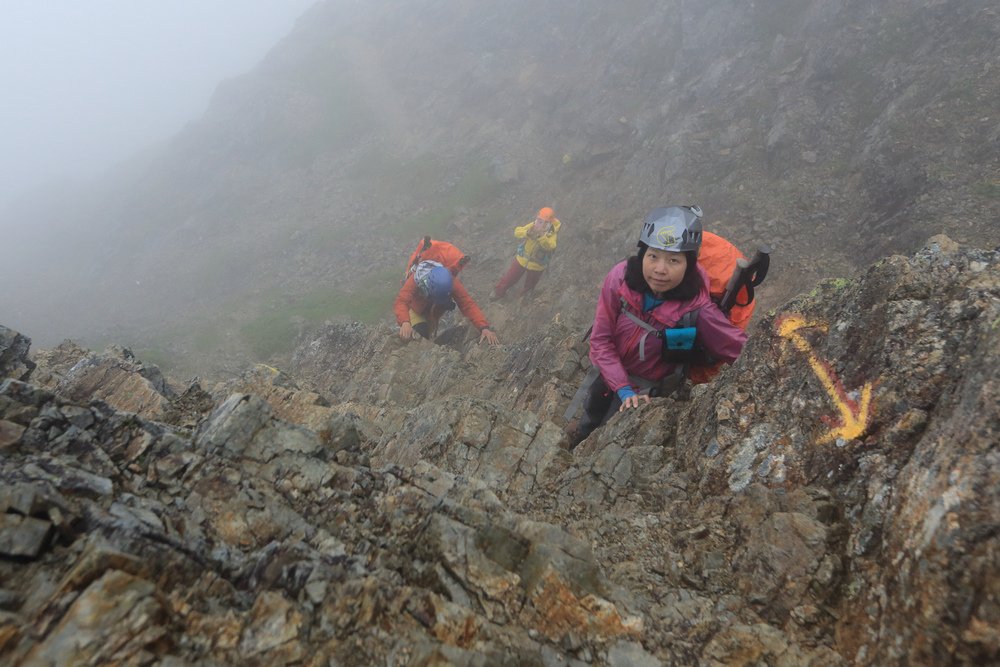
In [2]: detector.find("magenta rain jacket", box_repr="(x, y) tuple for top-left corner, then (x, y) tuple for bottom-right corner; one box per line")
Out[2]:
(588, 260), (748, 393)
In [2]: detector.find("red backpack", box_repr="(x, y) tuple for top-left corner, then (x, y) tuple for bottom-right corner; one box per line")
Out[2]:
(403, 237), (470, 283)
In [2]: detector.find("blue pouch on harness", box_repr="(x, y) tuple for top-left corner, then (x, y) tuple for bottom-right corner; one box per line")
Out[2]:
(664, 326), (696, 351)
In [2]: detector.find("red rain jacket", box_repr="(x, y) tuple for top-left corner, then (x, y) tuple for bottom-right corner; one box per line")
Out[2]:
(394, 275), (490, 331)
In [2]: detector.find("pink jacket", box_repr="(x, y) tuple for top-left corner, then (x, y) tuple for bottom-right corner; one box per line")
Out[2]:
(589, 261), (747, 392)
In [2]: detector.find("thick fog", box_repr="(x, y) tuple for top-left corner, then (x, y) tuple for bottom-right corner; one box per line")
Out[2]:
(2, 0), (996, 370)
(0, 0), (316, 210)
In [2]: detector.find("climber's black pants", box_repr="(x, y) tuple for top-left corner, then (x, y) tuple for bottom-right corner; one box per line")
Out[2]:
(577, 374), (621, 440)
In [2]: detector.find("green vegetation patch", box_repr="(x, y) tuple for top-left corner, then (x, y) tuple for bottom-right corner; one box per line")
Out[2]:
(401, 207), (453, 238)
(261, 48), (378, 166)
(129, 344), (173, 371)
(972, 180), (1000, 199)
(348, 153), (505, 239)
(240, 269), (399, 360)
(447, 159), (504, 209)
(192, 325), (225, 354)
(397, 159), (504, 236)
(804, 277), (852, 300)
(348, 152), (502, 206)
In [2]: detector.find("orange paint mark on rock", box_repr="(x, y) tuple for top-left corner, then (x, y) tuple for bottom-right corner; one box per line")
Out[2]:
(776, 314), (875, 443)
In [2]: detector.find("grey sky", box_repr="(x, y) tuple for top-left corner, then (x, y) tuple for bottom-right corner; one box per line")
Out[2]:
(0, 0), (316, 207)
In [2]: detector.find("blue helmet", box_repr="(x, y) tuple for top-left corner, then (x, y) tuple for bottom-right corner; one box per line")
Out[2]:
(415, 263), (454, 307)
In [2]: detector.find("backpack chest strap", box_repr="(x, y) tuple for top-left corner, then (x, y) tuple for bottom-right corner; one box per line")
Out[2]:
(620, 298), (661, 361)
(619, 298), (700, 362)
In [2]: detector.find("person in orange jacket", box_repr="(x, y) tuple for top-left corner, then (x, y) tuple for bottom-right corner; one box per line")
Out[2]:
(492, 206), (561, 299)
(394, 260), (500, 346)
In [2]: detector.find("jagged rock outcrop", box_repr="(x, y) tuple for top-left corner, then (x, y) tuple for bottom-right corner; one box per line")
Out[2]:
(29, 341), (216, 432)
(575, 239), (995, 664)
(30, 341), (175, 421)
(25, 339), (90, 390)
(2, 236), (997, 665)
(0, 325), (34, 382)
(289, 236), (1000, 665)
(288, 314), (585, 422)
(0, 381), (652, 665)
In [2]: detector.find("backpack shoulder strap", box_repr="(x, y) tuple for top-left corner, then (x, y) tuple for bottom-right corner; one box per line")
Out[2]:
(411, 236), (433, 269)
(403, 236), (434, 284)
(675, 308), (699, 329)
(619, 297), (662, 361)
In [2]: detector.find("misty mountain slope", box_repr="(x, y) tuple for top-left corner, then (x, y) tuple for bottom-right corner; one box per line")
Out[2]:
(2, 236), (997, 665)
(1, 0), (997, 380)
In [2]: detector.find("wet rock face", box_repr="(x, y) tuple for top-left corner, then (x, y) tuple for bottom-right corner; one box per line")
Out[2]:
(666, 238), (999, 665)
(289, 317), (587, 427)
(29, 342), (175, 421)
(0, 379), (650, 664)
(27, 339), (93, 390)
(2, 237), (998, 666)
(0, 325), (34, 382)
(305, 237), (997, 665)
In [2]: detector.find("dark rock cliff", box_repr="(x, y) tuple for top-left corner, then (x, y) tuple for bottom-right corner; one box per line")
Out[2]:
(2, 236), (997, 665)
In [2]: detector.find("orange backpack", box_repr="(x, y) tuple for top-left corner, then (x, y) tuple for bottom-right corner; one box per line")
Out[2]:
(698, 232), (755, 331)
(403, 237), (470, 283)
(689, 232), (764, 383)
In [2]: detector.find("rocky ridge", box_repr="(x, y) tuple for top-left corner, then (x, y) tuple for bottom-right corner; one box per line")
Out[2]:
(1, 236), (998, 665)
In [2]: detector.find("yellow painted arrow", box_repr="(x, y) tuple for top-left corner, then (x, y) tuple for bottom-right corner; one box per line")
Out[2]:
(777, 314), (874, 443)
